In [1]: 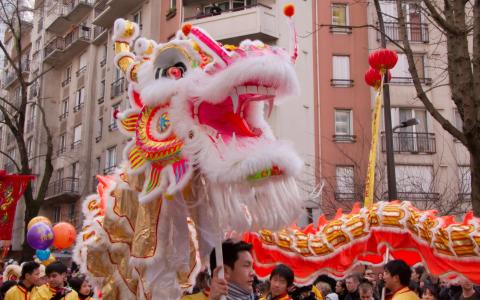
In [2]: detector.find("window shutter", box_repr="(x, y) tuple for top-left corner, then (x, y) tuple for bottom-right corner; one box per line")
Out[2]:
(332, 56), (350, 80)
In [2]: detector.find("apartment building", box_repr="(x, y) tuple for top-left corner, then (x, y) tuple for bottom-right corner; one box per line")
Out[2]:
(364, 1), (471, 215)
(1, 0), (181, 251)
(311, 1), (372, 216)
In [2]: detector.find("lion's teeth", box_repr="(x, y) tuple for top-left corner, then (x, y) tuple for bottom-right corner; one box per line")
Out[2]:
(231, 92), (239, 114)
(247, 86), (257, 94)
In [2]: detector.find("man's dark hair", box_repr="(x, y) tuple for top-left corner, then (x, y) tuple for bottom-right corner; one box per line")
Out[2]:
(20, 261), (40, 280)
(359, 282), (374, 293)
(422, 283), (440, 299)
(0, 280), (17, 297)
(270, 264), (294, 287)
(414, 265), (425, 277)
(46, 261), (68, 276)
(210, 239), (252, 273)
(384, 259), (411, 287)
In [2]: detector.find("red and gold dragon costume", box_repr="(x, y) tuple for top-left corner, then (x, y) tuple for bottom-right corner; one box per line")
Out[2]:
(74, 9), (305, 299)
(246, 201), (480, 285)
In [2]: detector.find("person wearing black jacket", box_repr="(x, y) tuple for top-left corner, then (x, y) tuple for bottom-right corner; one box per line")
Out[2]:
(345, 274), (361, 300)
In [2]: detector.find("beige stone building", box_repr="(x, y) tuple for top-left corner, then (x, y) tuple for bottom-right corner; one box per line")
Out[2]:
(366, 1), (471, 215)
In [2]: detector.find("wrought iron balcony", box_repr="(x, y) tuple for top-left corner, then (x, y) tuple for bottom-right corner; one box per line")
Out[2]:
(46, 0), (94, 36)
(93, 25), (107, 45)
(3, 59), (30, 89)
(71, 140), (82, 149)
(103, 165), (116, 174)
(43, 26), (91, 66)
(45, 177), (80, 202)
(110, 77), (126, 98)
(381, 132), (436, 154)
(56, 146), (67, 156)
(390, 77), (432, 85)
(334, 192), (359, 202)
(378, 22), (429, 43)
(93, 0), (141, 27)
(330, 79), (354, 87)
(396, 192), (440, 202)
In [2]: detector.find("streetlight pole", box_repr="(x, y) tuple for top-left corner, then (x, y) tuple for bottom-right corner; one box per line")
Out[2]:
(373, 0), (397, 201)
(382, 75), (397, 200)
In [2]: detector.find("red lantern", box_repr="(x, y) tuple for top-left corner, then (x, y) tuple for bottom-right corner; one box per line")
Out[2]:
(368, 48), (398, 71)
(364, 67), (392, 89)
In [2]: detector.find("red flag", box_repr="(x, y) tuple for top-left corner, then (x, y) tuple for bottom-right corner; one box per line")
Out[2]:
(0, 171), (34, 242)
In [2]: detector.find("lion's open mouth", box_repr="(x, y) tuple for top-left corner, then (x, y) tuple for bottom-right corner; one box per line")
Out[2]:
(192, 84), (275, 145)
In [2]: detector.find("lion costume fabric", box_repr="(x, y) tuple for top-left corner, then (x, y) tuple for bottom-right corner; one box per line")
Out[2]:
(73, 11), (304, 299)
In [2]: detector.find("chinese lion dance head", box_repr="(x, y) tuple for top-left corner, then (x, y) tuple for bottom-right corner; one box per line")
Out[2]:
(74, 8), (304, 299)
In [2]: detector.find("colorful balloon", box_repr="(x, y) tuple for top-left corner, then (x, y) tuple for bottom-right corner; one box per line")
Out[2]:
(27, 222), (54, 250)
(27, 216), (52, 230)
(35, 248), (51, 261)
(52, 222), (76, 249)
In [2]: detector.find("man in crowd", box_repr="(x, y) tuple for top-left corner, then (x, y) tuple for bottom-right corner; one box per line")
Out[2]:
(33, 262), (78, 300)
(383, 260), (419, 300)
(345, 274), (361, 300)
(4, 261), (40, 300)
(358, 282), (376, 300)
(208, 239), (256, 300)
(260, 264), (294, 300)
(459, 278), (480, 300)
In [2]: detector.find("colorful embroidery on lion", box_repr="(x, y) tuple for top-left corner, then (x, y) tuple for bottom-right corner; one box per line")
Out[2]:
(73, 6), (304, 300)
(245, 201), (480, 286)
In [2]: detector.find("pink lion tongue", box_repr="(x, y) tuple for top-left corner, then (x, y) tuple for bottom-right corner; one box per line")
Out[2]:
(222, 112), (258, 137)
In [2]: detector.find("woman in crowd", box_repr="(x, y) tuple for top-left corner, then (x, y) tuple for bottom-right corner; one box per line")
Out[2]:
(68, 276), (94, 300)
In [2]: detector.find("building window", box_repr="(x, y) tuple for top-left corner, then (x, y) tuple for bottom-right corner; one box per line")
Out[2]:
(458, 166), (471, 195)
(72, 124), (82, 148)
(335, 166), (355, 201)
(331, 55), (353, 87)
(74, 87), (85, 111)
(331, 4), (350, 33)
(133, 10), (142, 29)
(96, 157), (101, 174)
(60, 98), (68, 120)
(391, 53), (430, 84)
(169, 0), (176, 9)
(56, 168), (64, 182)
(72, 161), (79, 179)
(334, 109), (354, 141)
(96, 117), (103, 142)
(58, 133), (66, 155)
(109, 103), (120, 131)
(78, 52), (87, 76)
(27, 137), (33, 157)
(62, 66), (71, 87)
(105, 146), (116, 174)
(98, 80), (105, 103)
(53, 207), (61, 223)
(395, 165), (437, 202)
(385, 108), (435, 153)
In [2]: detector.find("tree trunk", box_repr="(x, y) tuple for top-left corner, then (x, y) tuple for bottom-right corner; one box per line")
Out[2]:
(471, 150), (480, 216)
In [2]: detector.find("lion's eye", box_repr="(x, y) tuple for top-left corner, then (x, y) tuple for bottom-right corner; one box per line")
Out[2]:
(154, 67), (163, 79)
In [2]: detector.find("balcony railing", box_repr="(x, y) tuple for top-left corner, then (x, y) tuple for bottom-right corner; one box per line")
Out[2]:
(93, 25), (107, 44)
(56, 146), (67, 156)
(3, 59), (30, 88)
(333, 134), (356, 142)
(108, 123), (118, 131)
(110, 77), (126, 98)
(390, 77), (432, 85)
(73, 102), (84, 112)
(381, 132), (436, 154)
(396, 192), (440, 202)
(59, 112), (68, 120)
(104, 165), (116, 174)
(45, 177), (80, 198)
(43, 27), (91, 65)
(71, 140), (82, 149)
(62, 77), (71, 87)
(331, 79), (354, 87)
(379, 22), (429, 43)
(458, 193), (471, 202)
(76, 66), (86, 77)
(334, 192), (359, 202)
(94, 0), (107, 19)
(184, 2), (269, 21)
